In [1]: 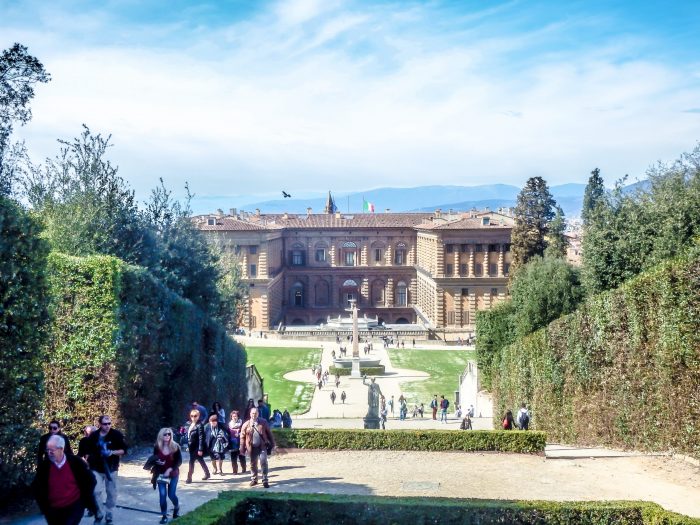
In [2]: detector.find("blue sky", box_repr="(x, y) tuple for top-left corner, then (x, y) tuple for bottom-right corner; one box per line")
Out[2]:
(3, 0), (700, 208)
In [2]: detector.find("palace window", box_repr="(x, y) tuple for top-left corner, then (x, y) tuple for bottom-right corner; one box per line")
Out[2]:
(342, 241), (357, 267)
(445, 264), (453, 276)
(315, 249), (326, 262)
(374, 248), (382, 263)
(491, 288), (498, 296)
(291, 244), (305, 266)
(474, 263), (482, 276)
(396, 281), (407, 306)
(475, 244), (483, 252)
(504, 263), (511, 276)
(488, 244), (498, 252)
(461, 244), (469, 253)
(446, 244), (453, 253)
(249, 246), (257, 254)
(394, 242), (406, 265)
(489, 263), (498, 276)
(460, 263), (467, 275)
(250, 264), (257, 277)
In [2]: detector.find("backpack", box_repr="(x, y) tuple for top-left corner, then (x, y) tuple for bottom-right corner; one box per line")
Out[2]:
(520, 411), (530, 430)
(502, 417), (509, 429)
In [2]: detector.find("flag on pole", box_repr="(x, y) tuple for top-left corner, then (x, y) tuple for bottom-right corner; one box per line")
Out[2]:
(363, 198), (375, 213)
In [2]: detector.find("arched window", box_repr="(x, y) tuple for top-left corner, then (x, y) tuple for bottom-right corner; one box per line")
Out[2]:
(370, 241), (386, 266)
(290, 282), (304, 307)
(341, 241), (357, 266)
(371, 279), (385, 306)
(315, 280), (330, 306)
(396, 281), (407, 306)
(290, 243), (305, 266)
(341, 279), (359, 307)
(394, 242), (407, 265)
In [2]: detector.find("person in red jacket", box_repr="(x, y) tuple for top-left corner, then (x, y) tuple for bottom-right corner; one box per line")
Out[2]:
(34, 435), (97, 525)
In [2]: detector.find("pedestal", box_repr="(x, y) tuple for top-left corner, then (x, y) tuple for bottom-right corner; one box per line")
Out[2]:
(350, 357), (362, 378)
(363, 416), (381, 429)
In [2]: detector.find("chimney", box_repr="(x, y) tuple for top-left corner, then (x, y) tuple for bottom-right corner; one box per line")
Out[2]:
(283, 212), (289, 220)
(255, 208), (261, 217)
(434, 209), (442, 219)
(307, 207), (312, 216)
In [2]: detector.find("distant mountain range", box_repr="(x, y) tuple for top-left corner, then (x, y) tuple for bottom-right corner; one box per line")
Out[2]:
(191, 181), (647, 219)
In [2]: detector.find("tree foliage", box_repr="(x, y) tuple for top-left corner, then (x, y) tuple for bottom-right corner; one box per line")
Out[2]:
(544, 205), (567, 259)
(581, 167), (605, 225)
(581, 146), (700, 295)
(0, 196), (50, 496)
(510, 176), (557, 272)
(0, 43), (50, 196)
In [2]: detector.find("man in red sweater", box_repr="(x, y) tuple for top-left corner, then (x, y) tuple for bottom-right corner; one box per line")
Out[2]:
(34, 435), (97, 525)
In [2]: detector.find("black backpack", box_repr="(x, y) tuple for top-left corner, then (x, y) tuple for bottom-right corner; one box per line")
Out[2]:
(520, 411), (530, 430)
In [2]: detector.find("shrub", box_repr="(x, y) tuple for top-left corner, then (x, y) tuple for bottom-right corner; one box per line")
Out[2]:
(0, 197), (50, 498)
(493, 249), (700, 458)
(272, 428), (546, 453)
(43, 253), (247, 442)
(176, 492), (700, 525)
(328, 366), (385, 376)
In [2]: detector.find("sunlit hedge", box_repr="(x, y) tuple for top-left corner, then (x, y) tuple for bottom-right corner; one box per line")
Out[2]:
(44, 253), (247, 442)
(494, 249), (700, 458)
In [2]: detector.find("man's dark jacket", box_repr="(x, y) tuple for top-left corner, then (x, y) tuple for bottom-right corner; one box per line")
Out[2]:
(84, 428), (128, 473)
(33, 454), (97, 516)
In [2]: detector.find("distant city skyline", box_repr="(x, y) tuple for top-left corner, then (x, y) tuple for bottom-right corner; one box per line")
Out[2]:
(3, 0), (700, 204)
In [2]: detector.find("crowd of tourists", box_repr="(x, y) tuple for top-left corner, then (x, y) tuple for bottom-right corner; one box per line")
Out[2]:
(33, 398), (286, 525)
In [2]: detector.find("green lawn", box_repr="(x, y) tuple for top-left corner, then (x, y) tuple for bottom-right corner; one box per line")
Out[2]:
(387, 348), (475, 407)
(246, 346), (321, 415)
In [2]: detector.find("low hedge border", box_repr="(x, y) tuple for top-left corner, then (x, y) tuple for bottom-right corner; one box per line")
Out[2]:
(328, 365), (385, 376)
(176, 491), (700, 525)
(271, 428), (546, 453)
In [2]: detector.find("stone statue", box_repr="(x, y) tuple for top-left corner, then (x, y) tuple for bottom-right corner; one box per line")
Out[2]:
(362, 375), (383, 419)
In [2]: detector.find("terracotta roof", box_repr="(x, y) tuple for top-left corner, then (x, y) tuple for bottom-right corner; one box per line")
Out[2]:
(416, 215), (514, 230)
(194, 213), (433, 231)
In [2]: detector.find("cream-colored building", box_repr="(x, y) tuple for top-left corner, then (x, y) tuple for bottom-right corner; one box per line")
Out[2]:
(195, 202), (513, 336)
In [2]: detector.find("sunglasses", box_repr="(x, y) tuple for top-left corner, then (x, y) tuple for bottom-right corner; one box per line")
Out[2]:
(101, 422), (112, 426)
(164, 432), (172, 436)
(49, 426), (59, 430)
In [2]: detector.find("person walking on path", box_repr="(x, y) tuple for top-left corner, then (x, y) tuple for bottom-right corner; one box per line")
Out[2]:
(85, 415), (128, 524)
(380, 404), (388, 430)
(204, 414), (229, 475)
(430, 395), (438, 420)
(152, 428), (181, 523)
(517, 403), (530, 430)
(330, 391), (337, 404)
(340, 391), (347, 404)
(185, 410), (210, 483)
(240, 407), (275, 488)
(502, 409), (516, 430)
(34, 435), (97, 525)
(439, 395), (449, 423)
(228, 411), (246, 474)
(38, 421), (73, 466)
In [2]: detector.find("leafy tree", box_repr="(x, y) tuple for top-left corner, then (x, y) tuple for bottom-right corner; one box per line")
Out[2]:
(510, 176), (556, 273)
(0, 196), (50, 494)
(544, 205), (567, 259)
(510, 255), (583, 338)
(581, 167), (605, 225)
(0, 43), (50, 196)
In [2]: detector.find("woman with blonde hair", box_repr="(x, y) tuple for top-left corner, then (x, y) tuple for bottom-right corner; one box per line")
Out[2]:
(154, 427), (182, 523)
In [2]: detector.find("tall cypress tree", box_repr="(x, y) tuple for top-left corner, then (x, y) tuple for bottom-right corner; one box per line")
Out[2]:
(511, 176), (556, 273)
(545, 204), (567, 258)
(582, 168), (605, 225)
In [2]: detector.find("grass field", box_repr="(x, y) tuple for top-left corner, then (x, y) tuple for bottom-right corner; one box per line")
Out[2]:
(246, 346), (321, 415)
(387, 348), (475, 407)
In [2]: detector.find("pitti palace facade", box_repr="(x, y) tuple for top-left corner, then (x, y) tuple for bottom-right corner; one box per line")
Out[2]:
(195, 202), (514, 337)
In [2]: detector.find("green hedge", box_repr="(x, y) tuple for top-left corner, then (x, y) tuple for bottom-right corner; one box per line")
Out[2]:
(493, 250), (700, 458)
(44, 253), (247, 442)
(0, 198), (50, 498)
(176, 492), (700, 525)
(328, 365), (385, 376)
(272, 428), (546, 453)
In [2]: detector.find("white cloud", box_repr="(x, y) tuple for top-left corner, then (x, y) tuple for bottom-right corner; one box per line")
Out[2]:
(5, 0), (700, 204)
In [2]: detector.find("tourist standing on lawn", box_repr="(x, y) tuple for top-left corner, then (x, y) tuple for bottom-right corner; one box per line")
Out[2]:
(240, 407), (275, 488)
(85, 415), (128, 524)
(228, 410), (246, 474)
(185, 410), (210, 483)
(204, 414), (229, 475)
(34, 435), (97, 525)
(152, 428), (181, 523)
(439, 395), (449, 423)
(282, 410), (292, 428)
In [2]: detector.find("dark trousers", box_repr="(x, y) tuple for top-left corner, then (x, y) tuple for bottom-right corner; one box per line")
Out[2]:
(45, 499), (85, 525)
(249, 447), (269, 483)
(432, 408), (437, 420)
(187, 451), (210, 480)
(230, 450), (246, 473)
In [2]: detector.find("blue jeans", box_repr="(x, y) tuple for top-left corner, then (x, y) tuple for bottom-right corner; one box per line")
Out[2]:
(440, 409), (447, 422)
(158, 476), (179, 515)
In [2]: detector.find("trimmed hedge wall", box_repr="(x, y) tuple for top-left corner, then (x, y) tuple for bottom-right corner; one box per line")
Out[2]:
(272, 428), (546, 453)
(493, 251), (700, 458)
(328, 365), (385, 376)
(44, 253), (247, 442)
(176, 492), (700, 525)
